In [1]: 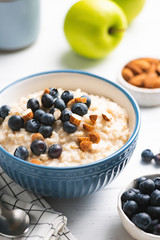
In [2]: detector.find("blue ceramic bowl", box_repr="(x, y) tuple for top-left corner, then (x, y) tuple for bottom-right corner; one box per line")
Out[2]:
(0, 70), (140, 198)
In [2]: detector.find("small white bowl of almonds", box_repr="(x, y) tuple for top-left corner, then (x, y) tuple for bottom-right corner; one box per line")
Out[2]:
(118, 57), (160, 107)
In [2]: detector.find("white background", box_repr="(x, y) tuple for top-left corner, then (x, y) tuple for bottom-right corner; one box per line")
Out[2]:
(1, 0), (160, 239)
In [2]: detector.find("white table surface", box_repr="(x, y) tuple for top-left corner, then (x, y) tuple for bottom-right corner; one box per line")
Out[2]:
(0, 0), (160, 239)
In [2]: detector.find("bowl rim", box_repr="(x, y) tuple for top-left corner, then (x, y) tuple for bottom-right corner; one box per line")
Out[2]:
(117, 173), (160, 239)
(0, 70), (141, 170)
(118, 57), (160, 94)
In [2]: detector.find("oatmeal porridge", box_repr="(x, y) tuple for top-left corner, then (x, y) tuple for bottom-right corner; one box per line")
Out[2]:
(0, 88), (130, 167)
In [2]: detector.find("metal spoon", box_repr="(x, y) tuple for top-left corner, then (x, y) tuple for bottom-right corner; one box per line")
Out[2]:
(0, 199), (30, 238)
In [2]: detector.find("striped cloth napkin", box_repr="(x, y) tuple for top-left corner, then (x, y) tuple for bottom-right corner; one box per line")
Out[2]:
(0, 168), (77, 240)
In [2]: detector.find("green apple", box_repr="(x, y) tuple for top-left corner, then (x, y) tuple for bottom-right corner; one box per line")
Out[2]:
(110, 0), (146, 24)
(64, 0), (127, 59)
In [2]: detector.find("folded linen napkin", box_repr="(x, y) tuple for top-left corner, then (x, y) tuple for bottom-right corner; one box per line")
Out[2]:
(0, 168), (77, 240)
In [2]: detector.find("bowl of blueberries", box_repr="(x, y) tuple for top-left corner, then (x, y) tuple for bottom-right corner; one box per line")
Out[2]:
(118, 174), (160, 239)
(0, 70), (140, 198)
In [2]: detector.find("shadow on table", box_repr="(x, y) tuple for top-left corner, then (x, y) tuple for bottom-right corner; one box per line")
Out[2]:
(46, 192), (101, 226)
(46, 193), (94, 214)
(59, 50), (104, 70)
(46, 193), (134, 240)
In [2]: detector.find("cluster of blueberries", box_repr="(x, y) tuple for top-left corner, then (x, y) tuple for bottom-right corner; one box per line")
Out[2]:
(121, 176), (160, 235)
(14, 142), (63, 160)
(8, 88), (91, 135)
(0, 88), (91, 161)
(141, 149), (160, 165)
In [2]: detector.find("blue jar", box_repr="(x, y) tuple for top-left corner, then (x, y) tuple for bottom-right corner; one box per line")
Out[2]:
(0, 0), (40, 51)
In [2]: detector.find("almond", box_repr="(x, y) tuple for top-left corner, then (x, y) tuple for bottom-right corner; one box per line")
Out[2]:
(79, 140), (92, 152)
(30, 159), (42, 165)
(151, 77), (160, 88)
(43, 88), (50, 94)
(89, 114), (98, 124)
(122, 67), (134, 81)
(156, 63), (160, 74)
(70, 113), (81, 126)
(143, 58), (160, 64)
(126, 62), (143, 75)
(53, 108), (61, 120)
(143, 72), (158, 88)
(102, 113), (112, 121)
(132, 59), (151, 71)
(128, 73), (147, 87)
(89, 132), (100, 143)
(83, 123), (95, 132)
(32, 133), (44, 142)
(146, 63), (157, 73)
(67, 99), (76, 108)
(22, 109), (33, 123)
(77, 137), (90, 142)
(75, 97), (87, 103)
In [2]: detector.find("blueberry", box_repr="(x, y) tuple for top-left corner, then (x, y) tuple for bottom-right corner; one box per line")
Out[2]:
(27, 98), (39, 112)
(153, 224), (160, 235)
(139, 179), (155, 194)
(132, 213), (151, 231)
(8, 115), (24, 131)
(132, 188), (140, 194)
(154, 154), (160, 165)
(40, 113), (55, 126)
(134, 193), (150, 206)
(61, 109), (72, 123)
(48, 144), (62, 158)
(71, 103), (88, 116)
(150, 190), (160, 206)
(147, 219), (159, 233)
(63, 121), (77, 133)
(153, 177), (160, 190)
(49, 88), (59, 98)
(54, 98), (66, 111)
(39, 125), (53, 138)
(135, 177), (147, 188)
(41, 94), (54, 108)
(61, 90), (74, 104)
(30, 140), (47, 156)
(123, 200), (138, 218)
(14, 146), (29, 160)
(81, 95), (91, 108)
(0, 105), (10, 119)
(34, 109), (45, 122)
(121, 189), (137, 203)
(141, 149), (154, 163)
(147, 206), (160, 219)
(25, 119), (40, 133)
